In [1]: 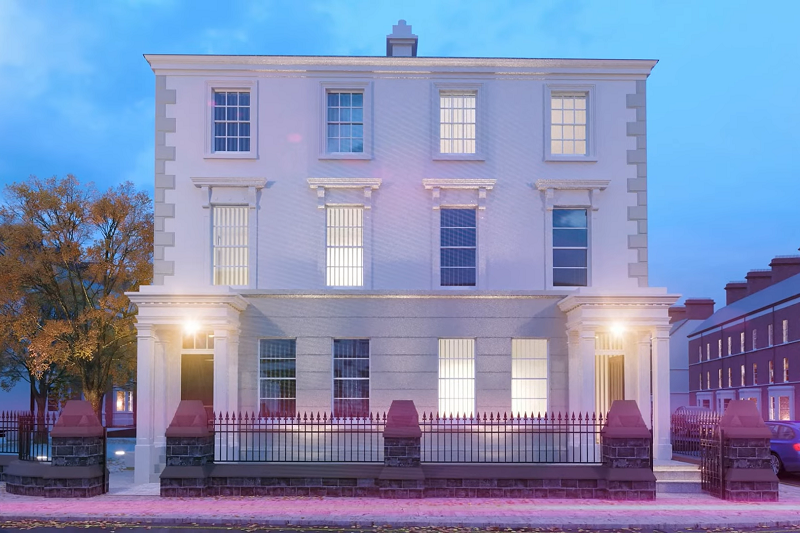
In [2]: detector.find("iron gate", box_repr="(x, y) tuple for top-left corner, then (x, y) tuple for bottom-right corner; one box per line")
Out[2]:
(700, 423), (725, 498)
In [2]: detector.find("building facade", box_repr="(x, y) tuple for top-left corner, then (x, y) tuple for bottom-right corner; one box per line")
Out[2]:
(129, 22), (678, 483)
(668, 298), (715, 412)
(687, 256), (800, 420)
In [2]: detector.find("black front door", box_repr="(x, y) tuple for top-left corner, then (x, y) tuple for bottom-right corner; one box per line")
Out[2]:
(181, 354), (214, 418)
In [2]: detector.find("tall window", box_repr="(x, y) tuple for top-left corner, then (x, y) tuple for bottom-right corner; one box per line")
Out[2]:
(741, 365), (746, 387)
(728, 367), (732, 388)
(115, 390), (133, 413)
(753, 363), (758, 385)
(440, 209), (476, 287)
(718, 369), (723, 389)
(259, 339), (296, 417)
(326, 207), (363, 287)
(327, 92), (363, 153)
(706, 371), (710, 390)
(552, 209), (588, 287)
(438, 338), (475, 416)
(784, 357), (790, 382)
(706, 343), (711, 361)
(768, 324), (774, 346)
(213, 91), (250, 152)
(769, 360), (775, 384)
(782, 319), (789, 343)
(333, 339), (370, 417)
(727, 337), (731, 355)
(718, 339), (722, 357)
(212, 206), (249, 286)
(439, 91), (476, 154)
(511, 339), (548, 415)
(740, 332), (745, 353)
(753, 329), (757, 350)
(550, 93), (587, 155)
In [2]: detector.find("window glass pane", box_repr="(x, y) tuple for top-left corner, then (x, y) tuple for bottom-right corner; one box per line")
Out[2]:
(553, 209), (587, 228)
(553, 249), (587, 268)
(440, 227), (476, 247)
(214, 92), (226, 105)
(553, 228), (587, 247)
(259, 340), (296, 417)
(441, 268), (476, 286)
(441, 209), (476, 228)
(553, 268), (587, 287)
(439, 91), (477, 154)
(441, 248), (476, 267)
(238, 92), (250, 106)
(438, 339), (475, 416)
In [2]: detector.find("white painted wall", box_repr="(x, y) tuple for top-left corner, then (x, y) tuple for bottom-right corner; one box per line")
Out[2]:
(155, 59), (645, 293)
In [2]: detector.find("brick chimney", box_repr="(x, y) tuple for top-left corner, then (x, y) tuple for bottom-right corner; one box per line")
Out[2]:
(386, 20), (418, 57)
(668, 305), (686, 324)
(745, 269), (773, 295)
(684, 298), (715, 320)
(725, 282), (748, 305)
(770, 256), (800, 284)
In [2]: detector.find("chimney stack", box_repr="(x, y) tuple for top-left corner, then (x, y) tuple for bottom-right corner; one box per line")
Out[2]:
(684, 298), (715, 320)
(668, 305), (686, 324)
(745, 269), (773, 295)
(769, 256), (800, 284)
(386, 20), (418, 57)
(725, 282), (748, 305)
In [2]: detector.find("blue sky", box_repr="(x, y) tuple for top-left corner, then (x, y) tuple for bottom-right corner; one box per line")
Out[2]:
(0, 0), (798, 309)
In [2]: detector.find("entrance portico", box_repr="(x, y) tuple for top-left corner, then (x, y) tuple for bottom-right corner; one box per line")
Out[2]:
(558, 289), (679, 462)
(127, 286), (247, 484)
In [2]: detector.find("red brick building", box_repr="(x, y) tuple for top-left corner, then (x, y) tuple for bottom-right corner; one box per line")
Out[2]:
(685, 256), (800, 420)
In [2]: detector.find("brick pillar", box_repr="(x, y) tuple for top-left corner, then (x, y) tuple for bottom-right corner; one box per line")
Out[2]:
(379, 400), (424, 498)
(160, 400), (214, 497)
(601, 400), (656, 500)
(5, 400), (108, 497)
(718, 400), (779, 501)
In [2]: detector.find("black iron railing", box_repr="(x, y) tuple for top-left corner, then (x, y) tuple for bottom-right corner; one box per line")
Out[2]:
(420, 411), (605, 464)
(211, 411), (387, 463)
(9, 412), (58, 461)
(671, 410), (720, 458)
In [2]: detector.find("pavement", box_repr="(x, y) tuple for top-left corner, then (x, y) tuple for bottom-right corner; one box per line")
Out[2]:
(2, 469), (800, 530)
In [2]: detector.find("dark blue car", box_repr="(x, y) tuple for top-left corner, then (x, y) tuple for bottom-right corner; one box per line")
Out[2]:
(766, 421), (800, 475)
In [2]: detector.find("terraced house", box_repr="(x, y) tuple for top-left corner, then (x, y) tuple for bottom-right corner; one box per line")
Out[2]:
(128, 21), (678, 483)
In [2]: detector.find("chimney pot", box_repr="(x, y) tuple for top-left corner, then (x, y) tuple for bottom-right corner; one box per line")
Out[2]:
(386, 19), (418, 57)
(683, 298), (715, 320)
(769, 256), (800, 284)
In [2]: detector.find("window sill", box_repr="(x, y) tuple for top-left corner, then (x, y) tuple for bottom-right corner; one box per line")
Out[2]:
(433, 154), (485, 161)
(204, 152), (258, 160)
(544, 155), (597, 163)
(319, 153), (372, 161)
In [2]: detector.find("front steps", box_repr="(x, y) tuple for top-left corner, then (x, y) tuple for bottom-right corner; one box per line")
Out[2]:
(654, 462), (702, 493)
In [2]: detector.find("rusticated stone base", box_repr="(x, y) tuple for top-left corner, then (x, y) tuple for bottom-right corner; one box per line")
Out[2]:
(5, 472), (106, 498)
(383, 436), (420, 468)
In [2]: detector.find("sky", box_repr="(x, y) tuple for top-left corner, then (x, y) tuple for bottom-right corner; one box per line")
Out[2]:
(0, 0), (798, 310)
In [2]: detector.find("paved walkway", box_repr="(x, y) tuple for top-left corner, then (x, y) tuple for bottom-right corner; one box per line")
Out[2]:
(2, 471), (800, 529)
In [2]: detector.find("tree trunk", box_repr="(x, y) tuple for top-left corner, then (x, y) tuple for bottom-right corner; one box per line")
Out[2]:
(83, 388), (105, 424)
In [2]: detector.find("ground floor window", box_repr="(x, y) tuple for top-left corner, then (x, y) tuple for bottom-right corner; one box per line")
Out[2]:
(259, 339), (296, 417)
(114, 390), (133, 412)
(333, 339), (370, 417)
(768, 386), (795, 421)
(511, 339), (548, 416)
(438, 338), (475, 416)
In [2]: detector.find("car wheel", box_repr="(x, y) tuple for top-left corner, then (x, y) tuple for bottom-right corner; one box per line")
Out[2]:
(770, 453), (784, 475)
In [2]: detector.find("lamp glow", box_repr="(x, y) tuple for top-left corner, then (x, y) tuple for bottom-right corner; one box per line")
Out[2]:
(183, 320), (200, 335)
(610, 323), (626, 337)
(115, 450), (125, 456)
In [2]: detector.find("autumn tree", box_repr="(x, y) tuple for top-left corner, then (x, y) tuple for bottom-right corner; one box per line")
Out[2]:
(0, 175), (153, 419)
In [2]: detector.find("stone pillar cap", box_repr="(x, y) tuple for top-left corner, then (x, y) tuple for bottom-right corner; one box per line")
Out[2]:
(385, 400), (421, 438)
(50, 400), (104, 438)
(165, 400), (212, 438)
(601, 400), (651, 438)
(719, 400), (771, 438)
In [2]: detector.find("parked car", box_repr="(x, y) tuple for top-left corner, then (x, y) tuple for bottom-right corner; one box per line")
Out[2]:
(766, 421), (800, 475)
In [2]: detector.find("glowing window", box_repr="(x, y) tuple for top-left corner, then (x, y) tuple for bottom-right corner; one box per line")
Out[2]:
(438, 338), (475, 416)
(212, 206), (248, 286)
(115, 390), (133, 412)
(769, 324), (774, 346)
(753, 363), (758, 386)
(511, 339), (548, 416)
(741, 365), (746, 387)
(259, 339), (296, 417)
(326, 206), (363, 287)
(439, 91), (476, 154)
(783, 319), (789, 343)
(550, 93), (587, 155)
(740, 332), (745, 353)
(753, 329), (757, 350)
(333, 339), (370, 418)
(784, 357), (789, 382)
(728, 367), (732, 388)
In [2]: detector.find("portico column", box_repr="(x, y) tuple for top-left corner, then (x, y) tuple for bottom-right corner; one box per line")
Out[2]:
(213, 328), (231, 415)
(568, 327), (596, 415)
(636, 332), (652, 428)
(652, 326), (672, 461)
(134, 325), (156, 485)
(153, 338), (168, 449)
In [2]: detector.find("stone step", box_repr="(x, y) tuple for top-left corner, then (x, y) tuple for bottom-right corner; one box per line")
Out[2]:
(654, 469), (701, 481)
(656, 479), (703, 493)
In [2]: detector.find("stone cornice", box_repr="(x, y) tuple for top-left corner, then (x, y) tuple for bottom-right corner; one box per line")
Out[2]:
(557, 293), (680, 315)
(190, 177), (267, 188)
(126, 292), (249, 313)
(535, 179), (610, 191)
(145, 55), (658, 77)
(307, 178), (382, 190)
(236, 289), (565, 300)
(422, 178), (496, 190)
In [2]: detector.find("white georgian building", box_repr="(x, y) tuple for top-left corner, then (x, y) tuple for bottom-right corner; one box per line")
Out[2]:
(129, 21), (678, 483)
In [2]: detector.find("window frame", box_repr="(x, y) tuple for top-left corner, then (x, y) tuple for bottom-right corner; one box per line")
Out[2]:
(438, 338), (476, 417)
(550, 207), (590, 288)
(258, 338), (297, 418)
(544, 84), (596, 162)
(331, 338), (370, 418)
(439, 207), (478, 288)
(767, 386), (795, 421)
(205, 79), (258, 159)
(432, 82), (485, 161)
(319, 82), (372, 160)
(511, 339), (549, 416)
(211, 204), (251, 287)
(326, 205), (365, 288)
(114, 389), (134, 413)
